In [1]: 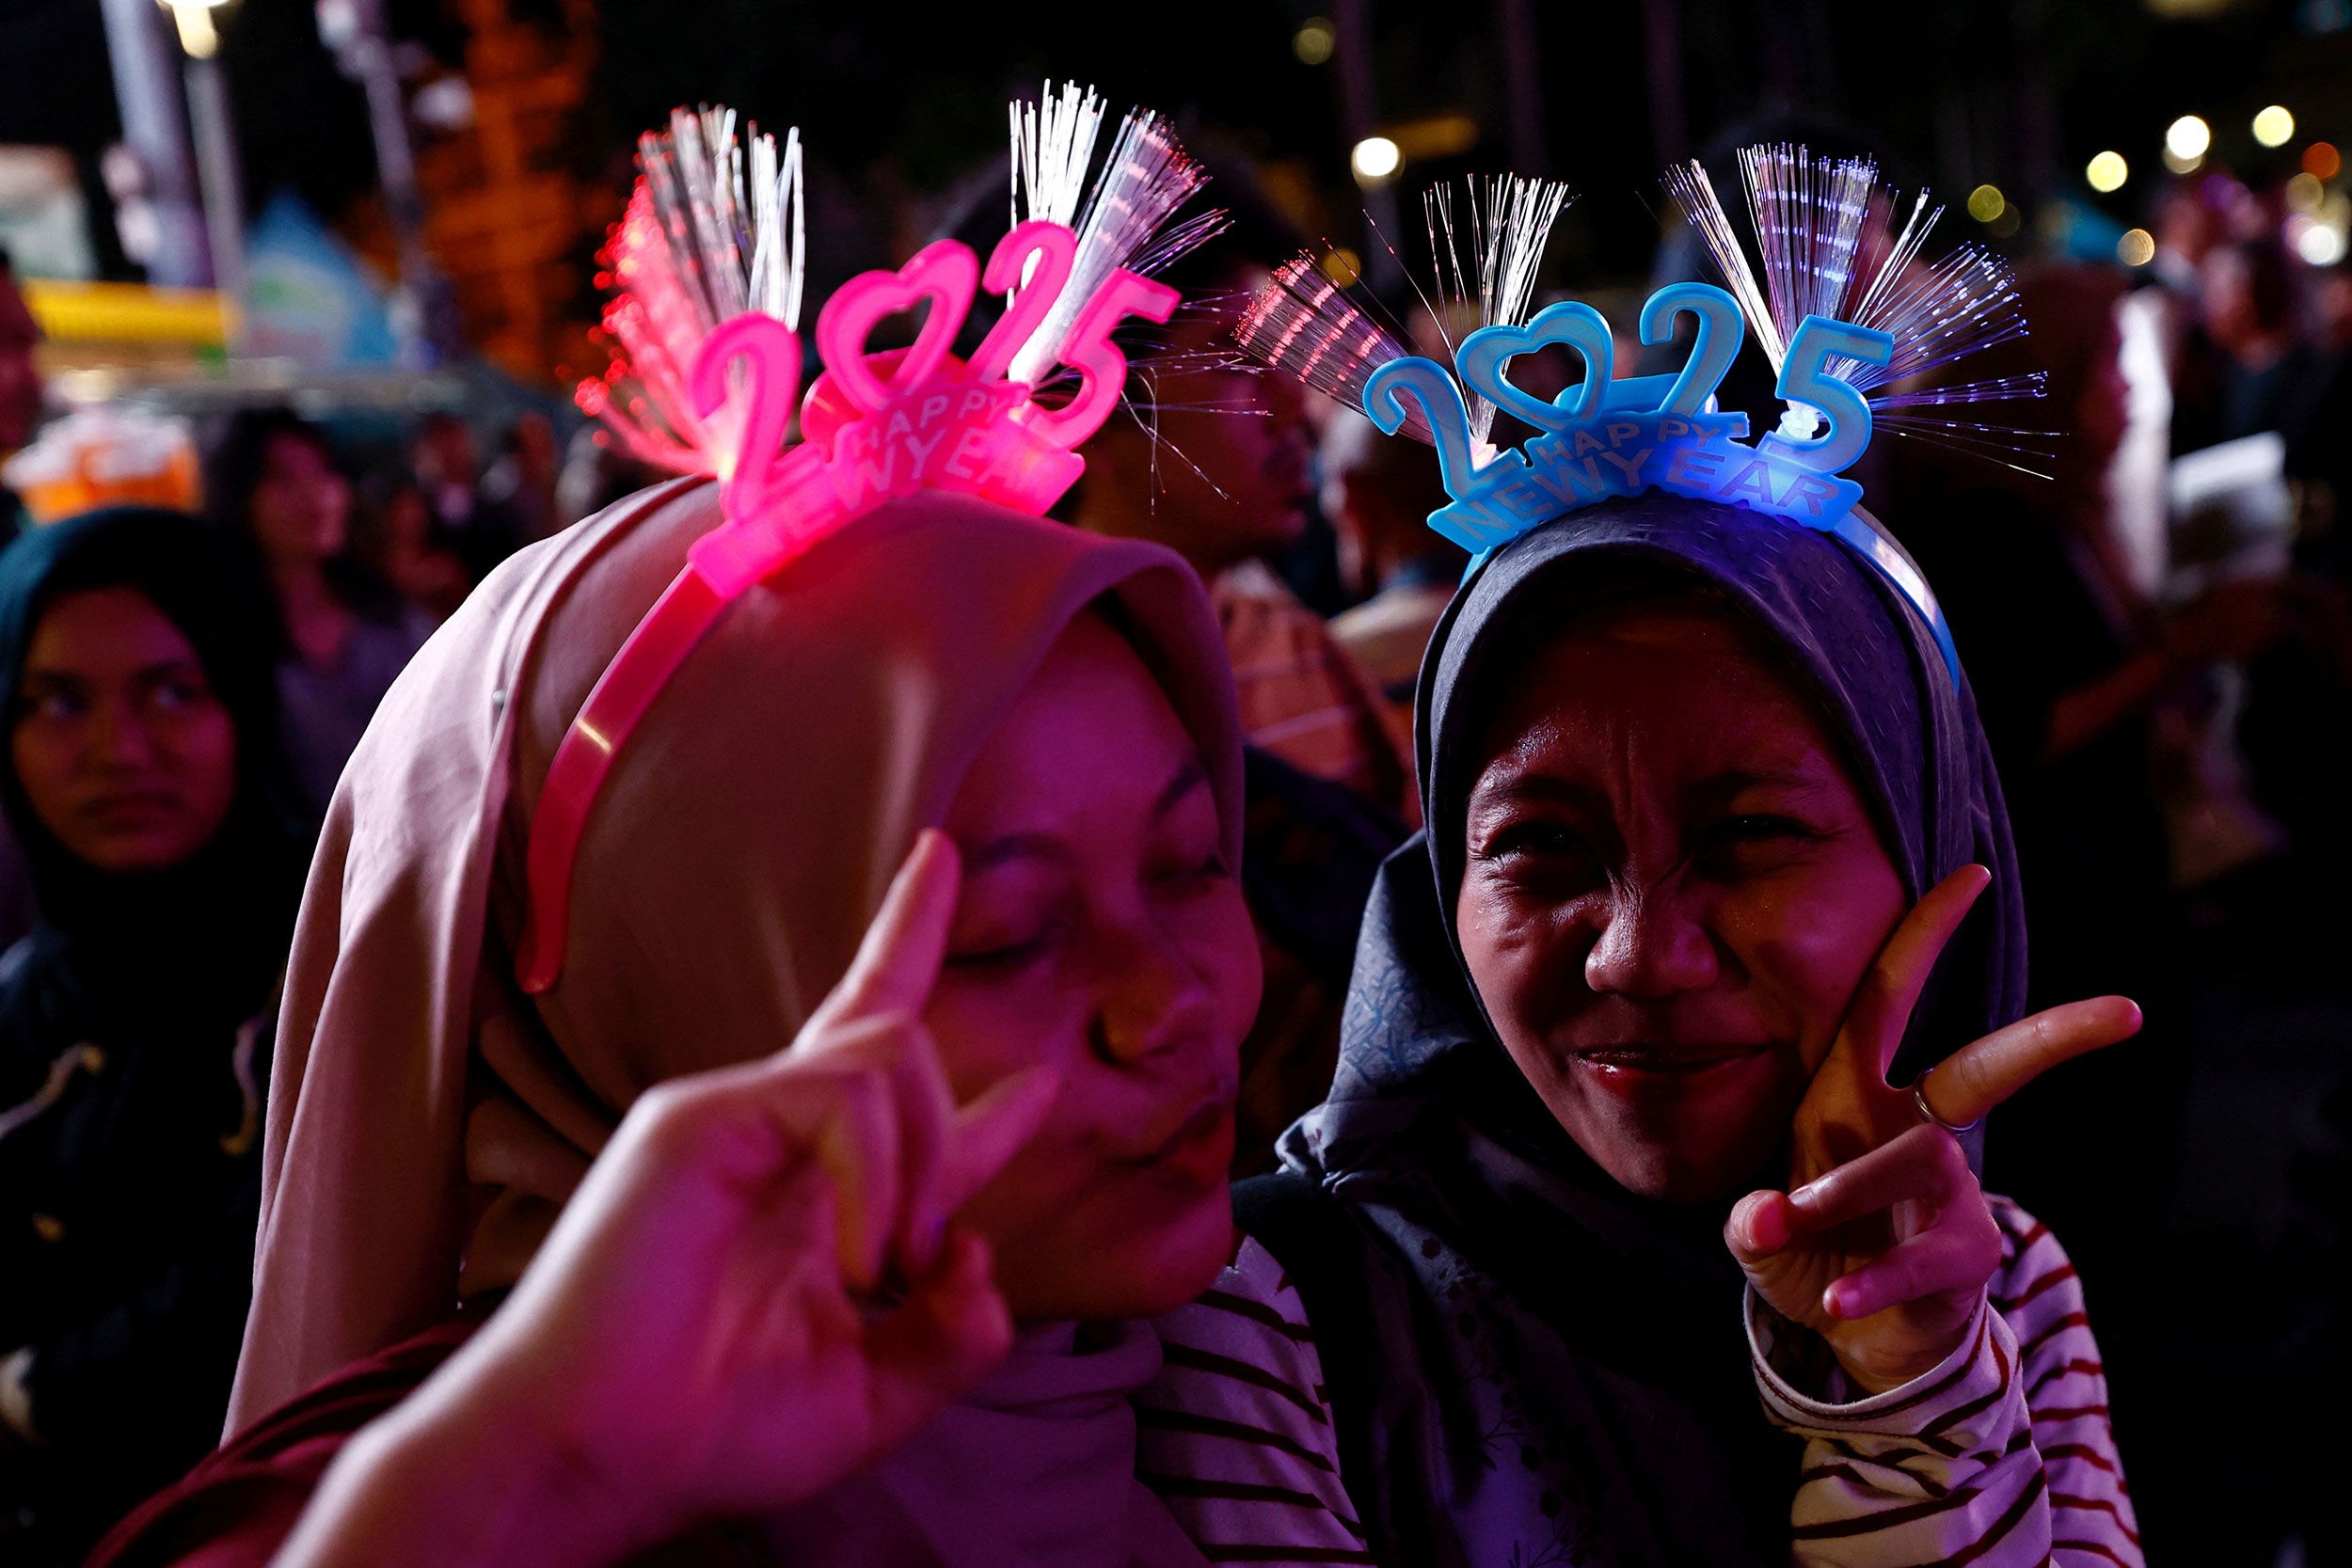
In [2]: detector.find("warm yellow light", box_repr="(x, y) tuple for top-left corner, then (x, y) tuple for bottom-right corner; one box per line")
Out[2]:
(167, 2), (219, 56)
(2118, 229), (2157, 266)
(1351, 136), (1402, 186)
(2163, 146), (2203, 175)
(1293, 17), (1336, 66)
(2087, 151), (2130, 193)
(2253, 106), (2295, 148)
(1967, 183), (2006, 222)
(1319, 248), (1363, 283)
(2167, 115), (2212, 161)
(2288, 172), (2326, 213)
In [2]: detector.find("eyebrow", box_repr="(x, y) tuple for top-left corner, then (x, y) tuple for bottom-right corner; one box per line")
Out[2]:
(1468, 764), (1837, 816)
(21, 659), (206, 688)
(961, 758), (1210, 874)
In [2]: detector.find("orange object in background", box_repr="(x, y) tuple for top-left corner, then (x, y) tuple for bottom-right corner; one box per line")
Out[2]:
(3, 407), (203, 522)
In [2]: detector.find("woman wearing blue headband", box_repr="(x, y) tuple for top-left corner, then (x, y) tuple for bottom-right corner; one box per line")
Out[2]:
(1232, 488), (2143, 1565)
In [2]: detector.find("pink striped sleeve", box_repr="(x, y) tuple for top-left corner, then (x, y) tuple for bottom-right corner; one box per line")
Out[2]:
(1748, 1196), (2140, 1568)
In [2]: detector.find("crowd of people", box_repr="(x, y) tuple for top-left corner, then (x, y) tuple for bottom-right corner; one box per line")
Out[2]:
(0, 119), (2345, 1567)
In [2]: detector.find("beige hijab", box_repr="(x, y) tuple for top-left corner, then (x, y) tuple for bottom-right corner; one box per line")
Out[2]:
(228, 479), (1242, 1434)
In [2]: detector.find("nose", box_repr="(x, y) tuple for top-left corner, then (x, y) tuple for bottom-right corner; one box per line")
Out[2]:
(1088, 914), (1220, 1067)
(86, 698), (159, 770)
(1582, 879), (1719, 1000)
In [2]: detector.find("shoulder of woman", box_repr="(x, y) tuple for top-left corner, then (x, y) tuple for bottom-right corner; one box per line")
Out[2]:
(84, 1318), (480, 1568)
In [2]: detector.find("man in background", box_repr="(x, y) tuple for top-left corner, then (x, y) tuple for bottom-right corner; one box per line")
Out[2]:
(1321, 407), (1463, 738)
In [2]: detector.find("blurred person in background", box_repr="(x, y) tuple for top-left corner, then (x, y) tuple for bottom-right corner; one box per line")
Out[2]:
(1064, 220), (1414, 826)
(1890, 267), (2315, 1546)
(409, 412), (527, 583)
(1320, 407), (1464, 735)
(479, 412), (562, 546)
(0, 250), (42, 546)
(206, 410), (432, 822)
(351, 472), (469, 625)
(2175, 236), (2333, 467)
(0, 252), (48, 953)
(0, 509), (308, 1567)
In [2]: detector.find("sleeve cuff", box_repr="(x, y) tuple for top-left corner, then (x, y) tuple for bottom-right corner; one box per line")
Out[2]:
(1746, 1287), (2005, 1434)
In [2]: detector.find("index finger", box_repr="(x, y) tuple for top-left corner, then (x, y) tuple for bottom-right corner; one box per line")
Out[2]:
(820, 829), (961, 1025)
(1829, 864), (1992, 1087)
(1920, 995), (2142, 1129)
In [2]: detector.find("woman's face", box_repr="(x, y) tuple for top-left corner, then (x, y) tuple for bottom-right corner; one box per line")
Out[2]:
(1454, 602), (1905, 1204)
(932, 612), (1261, 1320)
(11, 587), (238, 873)
(248, 432), (351, 566)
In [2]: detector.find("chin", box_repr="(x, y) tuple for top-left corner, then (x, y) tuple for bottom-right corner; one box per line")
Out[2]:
(1559, 1099), (1783, 1209)
(1006, 1190), (1234, 1323)
(1590, 1142), (1752, 1206)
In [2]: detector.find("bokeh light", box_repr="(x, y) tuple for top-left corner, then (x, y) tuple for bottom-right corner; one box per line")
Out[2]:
(2087, 151), (2129, 193)
(2299, 224), (2347, 266)
(2252, 105), (2296, 147)
(2288, 172), (2326, 213)
(2166, 115), (2212, 161)
(1292, 17), (1336, 66)
(1350, 135), (1401, 186)
(1967, 183), (2005, 222)
(2118, 228), (2157, 266)
(2307, 141), (2344, 181)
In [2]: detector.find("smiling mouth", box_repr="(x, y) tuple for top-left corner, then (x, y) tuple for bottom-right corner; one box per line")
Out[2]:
(1570, 1045), (1773, 1075)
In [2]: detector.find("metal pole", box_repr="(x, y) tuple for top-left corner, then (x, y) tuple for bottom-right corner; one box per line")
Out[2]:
(181, 52), (248, 350)
(318, 0), (438, 364)
(96, 0), (212, 287)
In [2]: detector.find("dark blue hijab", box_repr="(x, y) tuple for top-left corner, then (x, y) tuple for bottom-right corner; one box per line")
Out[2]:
(1267, 493), (2026, 1567)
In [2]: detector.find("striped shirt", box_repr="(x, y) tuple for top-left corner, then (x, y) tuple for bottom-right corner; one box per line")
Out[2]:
(1138, 1238), (1372, 1563)
(1142, 1201), (2137, 1566)
(1755, 1196), (2140, 1567)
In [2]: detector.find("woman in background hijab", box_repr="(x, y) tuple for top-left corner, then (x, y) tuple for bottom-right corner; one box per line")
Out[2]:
(206, 409), (432, 820)
(89, 480), (1366, 1567)
(1243, 494), (2144, 1566)
(0, 509), (308, 1566)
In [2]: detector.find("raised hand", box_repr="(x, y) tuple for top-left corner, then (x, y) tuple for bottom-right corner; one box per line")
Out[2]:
(314, 831), (1060, 1564)
(1725, 865), (2142, 1393)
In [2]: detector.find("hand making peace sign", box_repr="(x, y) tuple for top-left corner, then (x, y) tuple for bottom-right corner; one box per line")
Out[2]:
(1724, 865), (2143, 1394)
(353, 832), (1060, 1561)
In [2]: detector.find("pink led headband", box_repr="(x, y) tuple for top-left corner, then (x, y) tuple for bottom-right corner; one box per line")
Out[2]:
(518, 94), (1216, 991)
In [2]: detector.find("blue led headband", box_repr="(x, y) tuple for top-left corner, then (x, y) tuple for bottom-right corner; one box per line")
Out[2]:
(1235, 154), (2056, 697)
(1355, 280), (1961, 687)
